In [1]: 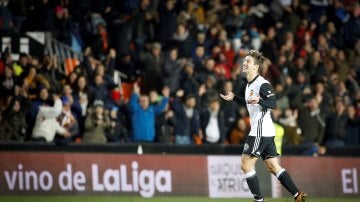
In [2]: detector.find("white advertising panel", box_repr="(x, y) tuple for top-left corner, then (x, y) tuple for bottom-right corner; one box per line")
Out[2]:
(207, 156), (252, 198)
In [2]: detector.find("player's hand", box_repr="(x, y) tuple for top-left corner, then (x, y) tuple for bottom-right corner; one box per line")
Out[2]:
(248, 95), (260, 104)
(63, 131), (71, 138)
(220, 91), (235, 101)
(133, 83), (140, 95)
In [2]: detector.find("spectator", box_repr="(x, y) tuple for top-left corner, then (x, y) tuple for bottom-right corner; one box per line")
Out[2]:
(38, 55), (65, 93)
(106, 105), (129, 143)
(0, 64), (18, 97)
(229, 118), (247, 145)
(31, 95), (70, 142)
(56, 96), (80, 144)
(200, 98), (225, 144)
(155, 108), (176, 144)
(196, 58), (217, 84)
(279, 108), (302, 146)
(162, 48), (182, 95)
(191, 32), (210, 60)
(1, 97), (27, 141)
(61, 84), (82, 120)
(274, 82), (290, 110)
(180, 61), (200, 96)
(295, 96), (326, 154)
(132, 0), (157, 52)
(72, 75), (90, 135)
(140, 42), (165, 93)
(82, 99), (110, 144)
(340, 2), (360, 48)
(54, 6), (72, 46)
(25, 86), (51, 141)
(88, 74), (114, 108)
(346, 104), (360, 146)
(128, 83), (169, 142)
(156, 0), (178, 44)
(324, 99), (348, 147)
(171, 90), (201, 145)
(220, 80), (239, 138)
(117, 53), (141, 83)
(260, 26), (279, 63)
(171, 23), (193, 58)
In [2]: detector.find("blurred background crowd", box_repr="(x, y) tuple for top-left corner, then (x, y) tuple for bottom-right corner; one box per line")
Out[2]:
(0, 0), (359, 155)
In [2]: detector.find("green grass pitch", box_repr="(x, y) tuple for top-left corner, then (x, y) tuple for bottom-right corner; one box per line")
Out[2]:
(1, 196), (360, 202)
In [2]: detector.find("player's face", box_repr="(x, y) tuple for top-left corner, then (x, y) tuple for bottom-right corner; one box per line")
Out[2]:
(242, 55), (258, 74)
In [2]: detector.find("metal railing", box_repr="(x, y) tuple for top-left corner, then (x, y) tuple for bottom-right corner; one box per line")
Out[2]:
(45, 35), (83, 74)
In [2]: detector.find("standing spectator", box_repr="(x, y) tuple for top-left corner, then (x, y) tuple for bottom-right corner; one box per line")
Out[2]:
(132, 0), (157, 52)
(324, 99), (348, 147)
(82, 99), (110, 144)
(61, 84), (82, 120)
(117, 53), (141, 83)
(155, 108), (176, 144)
(274, 82), (290, 110)
(171, 23), (193, 58)
(73, 75), (90, 136)
(1, 97), (27, 141)
(200, 98), (225, 144)
(162, 48), (182, 95)
(191, 45), (207, 68)
(340, 2), (360, 48)
(38, 55), (65, 93)
(56, 96), (79, 144)
(260, 26), (278, 63)
(25, 86), (50, 141)
(106, 106), (129, 143)
(156, 0), (178, 44)
(140, 42), (165, 93)
(171, 90), (201, 145)
(223, 3), (245, 37)
(31, 95), (70, 142)
(88, 74), (114, 108)
(128, 83), (169, 142)
(346, 104), (360, 146)
(296, 96), (326, 154)
(196, 58), (217, 84)
(54, 6), (72, 46)
(180, 61), (199, 96)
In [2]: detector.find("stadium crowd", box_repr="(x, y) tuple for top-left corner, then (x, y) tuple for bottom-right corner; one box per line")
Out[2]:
(0, 0), (359, 154)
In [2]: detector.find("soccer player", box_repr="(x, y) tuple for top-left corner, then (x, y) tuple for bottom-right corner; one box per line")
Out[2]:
(220, 50), (307, 202)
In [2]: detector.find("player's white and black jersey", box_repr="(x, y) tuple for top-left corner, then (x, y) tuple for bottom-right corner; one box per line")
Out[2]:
(234, 75), (277, 138)
(233, 75), (277, 158)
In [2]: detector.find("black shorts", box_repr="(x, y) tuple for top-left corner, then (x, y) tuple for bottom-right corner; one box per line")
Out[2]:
(242, 136), (279, 160)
